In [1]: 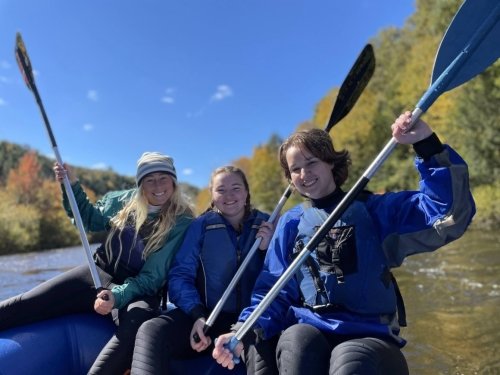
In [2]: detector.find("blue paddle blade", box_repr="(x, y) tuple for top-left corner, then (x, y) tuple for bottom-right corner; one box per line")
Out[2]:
(432, 0), (500, 91)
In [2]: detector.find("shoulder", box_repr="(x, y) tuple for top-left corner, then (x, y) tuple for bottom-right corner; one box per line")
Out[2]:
(250, 208), (270, 221)
(176, 212), (194, 227)
(282, 203), (304, 220)
(196, 210), (223, 224)
(274, 204), (303, 234)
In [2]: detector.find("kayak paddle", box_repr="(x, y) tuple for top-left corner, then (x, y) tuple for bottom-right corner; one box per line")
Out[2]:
(14, 33), (106, 294)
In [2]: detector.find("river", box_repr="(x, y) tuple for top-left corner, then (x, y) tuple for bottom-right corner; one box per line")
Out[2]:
(0, 230), (498, 374)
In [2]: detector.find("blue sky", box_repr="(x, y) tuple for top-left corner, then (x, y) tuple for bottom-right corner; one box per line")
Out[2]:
(0, 1), (414, 188)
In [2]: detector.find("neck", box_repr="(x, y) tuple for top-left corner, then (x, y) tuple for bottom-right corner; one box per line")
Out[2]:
(223, 211), (245, 231)
(148, 204), (162, 214)
(310, 188), (344, 209)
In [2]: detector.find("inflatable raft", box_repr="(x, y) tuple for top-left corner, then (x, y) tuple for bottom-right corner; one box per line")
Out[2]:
(0, 313), (246, 375)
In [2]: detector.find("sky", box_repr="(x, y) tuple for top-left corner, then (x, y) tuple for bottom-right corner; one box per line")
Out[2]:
(0, 1), (415, 189)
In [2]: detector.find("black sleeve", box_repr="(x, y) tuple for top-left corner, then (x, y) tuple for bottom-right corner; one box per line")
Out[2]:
(412, 132), (444, 161)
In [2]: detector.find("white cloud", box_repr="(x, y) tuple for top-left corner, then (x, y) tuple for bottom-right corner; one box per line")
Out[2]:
(211, 85), (233, 101)
(0, 60), (11, 69)
(83, 123), (94, 131)
(161, 87), (176, 104)
(0, 98), (6, 106)
(87, 90), (99, 101)
(91, 162), (108, 170)
(182, 168), (193, 176)
(162, 96), (174, 104)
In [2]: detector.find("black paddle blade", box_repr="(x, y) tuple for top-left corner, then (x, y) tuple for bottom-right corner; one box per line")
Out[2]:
(325, 44), (376, 132)
(15, 32), (36, 91)
(432, 0), (500, 91)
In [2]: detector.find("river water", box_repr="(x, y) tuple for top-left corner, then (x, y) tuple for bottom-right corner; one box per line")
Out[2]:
(0, 230), (498, 374)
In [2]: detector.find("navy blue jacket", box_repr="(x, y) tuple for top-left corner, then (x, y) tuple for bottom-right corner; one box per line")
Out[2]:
(169, 209), (269, 321)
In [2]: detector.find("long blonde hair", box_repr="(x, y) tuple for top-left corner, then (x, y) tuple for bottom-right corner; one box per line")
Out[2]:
(104, 181), (193, 269)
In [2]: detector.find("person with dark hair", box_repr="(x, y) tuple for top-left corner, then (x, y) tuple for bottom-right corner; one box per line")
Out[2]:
(131, 165), (275, 375)
(0, 151), (194, 375)
(213, 112), (476, 374)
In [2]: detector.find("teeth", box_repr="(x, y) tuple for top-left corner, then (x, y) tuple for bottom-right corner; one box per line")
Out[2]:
(303, 179), (316, 187)
(153, 192), (165, 196)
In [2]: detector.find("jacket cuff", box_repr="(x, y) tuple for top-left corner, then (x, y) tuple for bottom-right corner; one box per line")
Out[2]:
(188, 305), (207, 321)
(413, 132), (444, 161)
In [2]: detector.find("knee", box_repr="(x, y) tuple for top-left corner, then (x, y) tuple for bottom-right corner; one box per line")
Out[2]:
(277, 324), (329, 359)
(120, 305), (157, 331)
(330, 338), (407, 374)
(279, 324), (325, 349)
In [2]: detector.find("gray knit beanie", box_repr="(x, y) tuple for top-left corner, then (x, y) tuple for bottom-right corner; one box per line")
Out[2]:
(136, 152), (177, 186)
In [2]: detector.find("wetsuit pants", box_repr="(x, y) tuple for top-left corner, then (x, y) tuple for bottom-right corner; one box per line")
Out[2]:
(0, 264), (160, 375)
(131, 307), (276, 375)
(273, 323), (409, 375)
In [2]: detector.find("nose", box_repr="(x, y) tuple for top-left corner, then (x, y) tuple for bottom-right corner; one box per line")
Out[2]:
(300, 167), (308, 179)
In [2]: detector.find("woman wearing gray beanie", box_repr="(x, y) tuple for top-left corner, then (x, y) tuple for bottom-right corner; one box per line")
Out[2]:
(0, 151), (194, 375)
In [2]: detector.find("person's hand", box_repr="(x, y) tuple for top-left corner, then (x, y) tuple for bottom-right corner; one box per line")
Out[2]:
(212, 332), (243, 370)
(392, 111), (433, 145)
(190, 318), (212, 352)
(257, 221), (276, 251)
(94, 290), (114, 315)
(53, 162), (78, 184)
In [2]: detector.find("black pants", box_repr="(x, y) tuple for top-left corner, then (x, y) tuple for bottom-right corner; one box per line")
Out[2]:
(131, 308), (234, 374)
(271, 323), (409, 375)
(0, 264), (160, 375)
(132, 308), (275, 375)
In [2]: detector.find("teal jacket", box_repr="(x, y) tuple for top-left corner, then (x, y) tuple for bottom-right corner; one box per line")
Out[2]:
(62, 181), (192, 309)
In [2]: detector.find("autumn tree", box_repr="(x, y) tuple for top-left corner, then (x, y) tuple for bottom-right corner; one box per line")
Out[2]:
(6, 151), (43, 205)
(248, 134), (287, 213)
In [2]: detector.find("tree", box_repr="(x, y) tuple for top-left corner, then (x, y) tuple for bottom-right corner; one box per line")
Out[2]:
(6, 151), (43, 205)
(0, 188), (40, 254)
(248, 135), (287, 213)
(36, 179), (80, 250)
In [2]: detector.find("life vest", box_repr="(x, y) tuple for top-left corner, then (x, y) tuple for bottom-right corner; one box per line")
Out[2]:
(94, 219), (155, 283)
(293, 201), (406, 328)
(197, 209), (269, 314)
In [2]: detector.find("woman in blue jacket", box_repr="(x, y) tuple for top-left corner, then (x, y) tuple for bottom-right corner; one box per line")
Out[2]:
(213, 112), (476, 374)
(130, 165), (275, 374)
(0, 152), (193, 375)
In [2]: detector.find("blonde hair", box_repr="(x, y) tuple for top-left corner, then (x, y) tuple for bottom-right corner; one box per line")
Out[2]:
(104, 180), (193, 270)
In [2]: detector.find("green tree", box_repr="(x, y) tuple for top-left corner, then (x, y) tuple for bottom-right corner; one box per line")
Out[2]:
(36, 179), (80, 250)
(0, 189), (40, 254)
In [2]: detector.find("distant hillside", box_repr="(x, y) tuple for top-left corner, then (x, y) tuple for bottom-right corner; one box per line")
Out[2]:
(0, 141), (199, 200)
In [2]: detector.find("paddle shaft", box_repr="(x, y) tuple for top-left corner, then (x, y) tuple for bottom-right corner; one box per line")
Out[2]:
(15, 34), (104, 291)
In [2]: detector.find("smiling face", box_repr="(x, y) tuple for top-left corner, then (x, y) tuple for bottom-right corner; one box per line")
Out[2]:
(211, 171), (249, 226)
(286, 145), (336, 199)
(141, 172), (175, 206)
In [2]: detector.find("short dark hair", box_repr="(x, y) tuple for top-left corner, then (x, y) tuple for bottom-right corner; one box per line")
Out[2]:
(278, 128), (351, 187)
